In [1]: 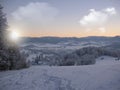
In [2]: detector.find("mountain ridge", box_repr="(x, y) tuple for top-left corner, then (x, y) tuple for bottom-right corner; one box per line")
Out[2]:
(21, 36), (120, 44)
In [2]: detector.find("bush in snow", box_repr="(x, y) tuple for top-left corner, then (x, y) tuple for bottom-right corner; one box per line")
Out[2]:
(60, 47), (120, 66)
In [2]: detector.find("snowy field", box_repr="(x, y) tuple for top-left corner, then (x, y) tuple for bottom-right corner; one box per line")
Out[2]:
(0, 56), (120, 90)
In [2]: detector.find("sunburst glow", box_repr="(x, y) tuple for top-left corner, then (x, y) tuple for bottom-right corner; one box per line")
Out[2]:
(10, 31), (20, 41)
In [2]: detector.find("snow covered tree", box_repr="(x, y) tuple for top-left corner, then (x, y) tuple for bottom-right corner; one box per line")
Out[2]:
(61, 53), (79, 66)
(0, 4), (9, 70)
(80, 54), (96, 65)
(0, 4), (27, 70)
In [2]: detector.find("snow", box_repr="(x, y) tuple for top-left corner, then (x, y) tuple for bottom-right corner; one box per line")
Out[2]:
(0, 56), (120, 90)
(96, 56), (119, 65)
(21, 41), (107, 51)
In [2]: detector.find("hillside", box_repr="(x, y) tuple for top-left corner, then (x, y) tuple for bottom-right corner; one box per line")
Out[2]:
(22, 36), (120, 44)
(0, 56), (120, 90)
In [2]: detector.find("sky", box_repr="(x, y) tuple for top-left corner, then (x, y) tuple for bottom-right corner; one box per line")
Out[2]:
(1, 0), (120, 37)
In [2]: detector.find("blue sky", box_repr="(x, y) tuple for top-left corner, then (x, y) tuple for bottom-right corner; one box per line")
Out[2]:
(1, 0), (120, 37)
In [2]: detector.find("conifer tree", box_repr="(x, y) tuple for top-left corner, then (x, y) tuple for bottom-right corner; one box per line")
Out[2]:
(0, 4), (27, 70)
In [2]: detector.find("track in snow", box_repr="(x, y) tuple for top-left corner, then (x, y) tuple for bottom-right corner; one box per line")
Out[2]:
(0, 56), (120, 90)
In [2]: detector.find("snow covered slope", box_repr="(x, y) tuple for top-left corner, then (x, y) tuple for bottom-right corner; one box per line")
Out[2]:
(0, 56), (120, 90)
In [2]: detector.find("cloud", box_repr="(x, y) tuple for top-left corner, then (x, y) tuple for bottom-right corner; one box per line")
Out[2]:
(104, 7), (116, 15)
(98, 27), (106, 33)
(10, 2), (58, 31)
(79, 7), (116, 27)
(79, 7), (116, 33)
(80, 9), (108, 27)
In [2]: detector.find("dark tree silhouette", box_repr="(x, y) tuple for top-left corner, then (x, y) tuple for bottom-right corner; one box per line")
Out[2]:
(0, 4), (28, 70)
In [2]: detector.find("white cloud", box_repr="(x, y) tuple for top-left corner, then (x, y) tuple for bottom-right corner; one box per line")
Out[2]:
(98, 27), (106, 33)
(86, 28), (91, 32)
(80, 9), (108, 26)
(79, 7), (116, 33)
(104, 7), (116, 15)
(10, 2), (58, 31)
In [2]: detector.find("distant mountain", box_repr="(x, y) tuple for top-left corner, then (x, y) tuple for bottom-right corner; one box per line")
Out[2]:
(104, 42), (120, 50)
(21, 36), (120, 44)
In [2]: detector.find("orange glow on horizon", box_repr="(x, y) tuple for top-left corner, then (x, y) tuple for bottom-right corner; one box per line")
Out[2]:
(19, 26), (120, 37)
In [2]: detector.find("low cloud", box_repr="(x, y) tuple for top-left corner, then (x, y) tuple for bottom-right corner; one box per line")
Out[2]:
(79, 7), (116, 33)
(98, 27), (106, 33)
(10, 2), (58, 32)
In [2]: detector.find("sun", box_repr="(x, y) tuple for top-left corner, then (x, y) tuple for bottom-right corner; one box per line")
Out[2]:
(10, 31), (20, 41)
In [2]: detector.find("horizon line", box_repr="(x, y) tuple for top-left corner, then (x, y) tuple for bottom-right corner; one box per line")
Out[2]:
(20, 35), (120, 38)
